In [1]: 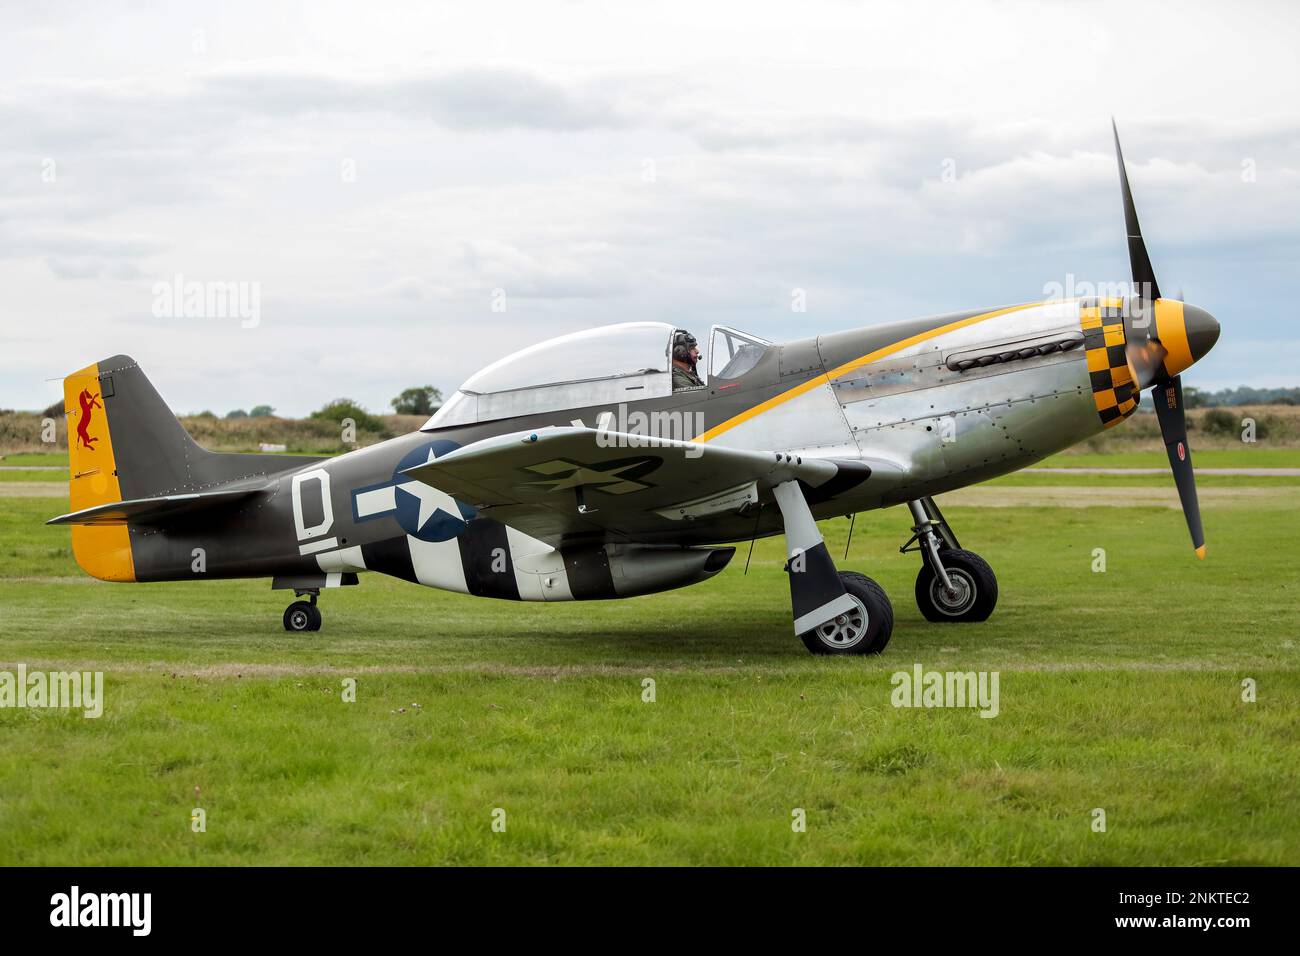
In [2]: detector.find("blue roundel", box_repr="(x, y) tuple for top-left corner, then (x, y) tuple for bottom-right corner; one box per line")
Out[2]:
(392, 439), (477, 542)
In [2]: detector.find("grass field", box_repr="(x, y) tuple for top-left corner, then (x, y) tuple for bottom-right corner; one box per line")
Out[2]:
(1036, 448), (1300, 469)
(1, 479), (1298, 865)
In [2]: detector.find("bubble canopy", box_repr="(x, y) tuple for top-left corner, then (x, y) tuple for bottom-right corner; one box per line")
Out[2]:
(462, 321), (675, 393)
(425, 322), (679, 429)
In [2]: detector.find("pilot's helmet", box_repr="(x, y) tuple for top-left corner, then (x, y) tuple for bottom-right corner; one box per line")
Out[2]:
(672, 329), (699, 369)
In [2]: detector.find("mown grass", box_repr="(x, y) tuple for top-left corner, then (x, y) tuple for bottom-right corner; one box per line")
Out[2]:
(1, 490), (1297, 865)
(990, 471), (1300, 487)
(0, 470), (64, 483)
(0, 453), (68, 468)
(1038, 447), (1300, 469)
(2, 668), (1291, 866)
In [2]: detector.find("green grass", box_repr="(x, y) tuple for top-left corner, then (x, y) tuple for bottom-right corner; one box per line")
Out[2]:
(0, 470), (63, 482)
(1, 491), (1297, 865)
(0, 452), (68, 467)
(1040, 448), (1300, 469)
(992, 471), (1300, 487)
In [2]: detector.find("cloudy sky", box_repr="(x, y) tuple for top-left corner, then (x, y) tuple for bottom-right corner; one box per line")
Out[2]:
(2, 0), (1297, 416)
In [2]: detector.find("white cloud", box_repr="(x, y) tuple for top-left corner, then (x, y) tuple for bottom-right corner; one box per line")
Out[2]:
(1, 0), (1298, 414)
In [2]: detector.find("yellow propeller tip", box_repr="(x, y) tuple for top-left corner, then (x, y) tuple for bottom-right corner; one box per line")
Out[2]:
(1195, 545), (1207, 560)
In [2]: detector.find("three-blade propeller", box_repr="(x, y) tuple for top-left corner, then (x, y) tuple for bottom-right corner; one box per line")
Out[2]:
(1112, 120), (1206, 559)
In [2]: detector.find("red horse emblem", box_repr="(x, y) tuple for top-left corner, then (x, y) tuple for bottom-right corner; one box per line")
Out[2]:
(76, 388), (102, 450)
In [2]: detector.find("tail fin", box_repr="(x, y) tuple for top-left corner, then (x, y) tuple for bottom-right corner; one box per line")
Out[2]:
(64, 357), (135, 580)
(63, 355), (324, 581)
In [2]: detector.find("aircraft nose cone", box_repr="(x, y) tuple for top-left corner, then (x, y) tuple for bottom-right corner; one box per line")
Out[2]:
(1184, 303), (1220, 363)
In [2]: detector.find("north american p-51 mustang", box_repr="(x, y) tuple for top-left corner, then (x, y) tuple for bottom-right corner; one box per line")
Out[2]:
(50, 124), (1219, 653)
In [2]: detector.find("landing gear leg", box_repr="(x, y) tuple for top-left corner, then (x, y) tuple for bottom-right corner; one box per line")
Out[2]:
(283, 589), (322, 632)
(902, 497), (997, 622)
(773, 480), (893, 654)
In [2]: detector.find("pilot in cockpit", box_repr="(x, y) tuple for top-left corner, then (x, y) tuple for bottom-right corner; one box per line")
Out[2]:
(671, 329), (704, 390)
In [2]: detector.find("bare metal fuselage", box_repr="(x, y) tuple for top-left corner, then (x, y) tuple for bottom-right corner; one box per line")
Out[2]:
(118, 297), (1127, 601)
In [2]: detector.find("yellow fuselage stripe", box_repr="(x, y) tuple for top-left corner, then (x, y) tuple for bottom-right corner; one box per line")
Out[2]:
(692, 302), (1039, 444)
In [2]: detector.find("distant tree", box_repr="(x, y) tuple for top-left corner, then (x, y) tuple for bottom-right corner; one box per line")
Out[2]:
(1200, 408), (1238, 436)
(249, 404), (275, 417)
(1182, 386), (1208, 409)
(1203, 385), (1300, 406)
(391, 385), (443, 416)
(225, 409), (248, 419)
(311, 398), (387, 434)
(193, 410), (217, 419)
(42, 401), (63, 418)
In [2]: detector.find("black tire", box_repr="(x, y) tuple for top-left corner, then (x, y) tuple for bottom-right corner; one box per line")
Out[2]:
(283, 601), (321, 632)
(915, 548), (997, 623)
(798, 571), (893, 655)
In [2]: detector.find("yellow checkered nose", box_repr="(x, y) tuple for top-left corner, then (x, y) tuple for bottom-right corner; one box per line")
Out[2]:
(1081, 301), (1140, 429)
(1153, 300), (1220, 377)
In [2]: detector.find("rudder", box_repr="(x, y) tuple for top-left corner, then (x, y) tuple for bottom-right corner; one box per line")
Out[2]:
(64, 358), (135, 581)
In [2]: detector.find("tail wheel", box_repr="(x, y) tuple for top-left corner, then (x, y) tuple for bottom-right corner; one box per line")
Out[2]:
(915, 549), (997, 623)
(283, 601), (322, 632)
(799, 571), (893, 655)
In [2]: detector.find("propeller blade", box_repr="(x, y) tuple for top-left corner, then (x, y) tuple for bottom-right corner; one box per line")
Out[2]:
(1112, 119), (1162, 301)
(1151, 376), (1206, 558)
(1125, 336), (1169, 390)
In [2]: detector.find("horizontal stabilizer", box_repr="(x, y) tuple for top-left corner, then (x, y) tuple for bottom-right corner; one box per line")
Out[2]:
(47, 486), (265, 526)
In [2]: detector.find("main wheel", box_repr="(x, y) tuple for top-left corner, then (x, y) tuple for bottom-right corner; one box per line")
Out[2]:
(798, 571), (893, 655)
(915, 548), (997, 622)
(283, 601), (322, 632)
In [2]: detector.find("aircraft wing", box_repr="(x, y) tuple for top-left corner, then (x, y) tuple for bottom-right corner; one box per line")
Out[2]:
(401, 426), (871, 545)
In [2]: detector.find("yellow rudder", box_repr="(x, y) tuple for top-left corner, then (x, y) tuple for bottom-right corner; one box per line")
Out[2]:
(64, 362), (135, 581)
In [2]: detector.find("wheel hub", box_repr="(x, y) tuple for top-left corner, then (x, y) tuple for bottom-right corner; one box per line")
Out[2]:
(814, 595), (869, 649)
(930, 568), (976, 615)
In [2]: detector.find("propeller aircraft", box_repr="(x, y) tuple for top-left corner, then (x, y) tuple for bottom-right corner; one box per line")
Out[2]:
(49, 123), (1219, 653)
